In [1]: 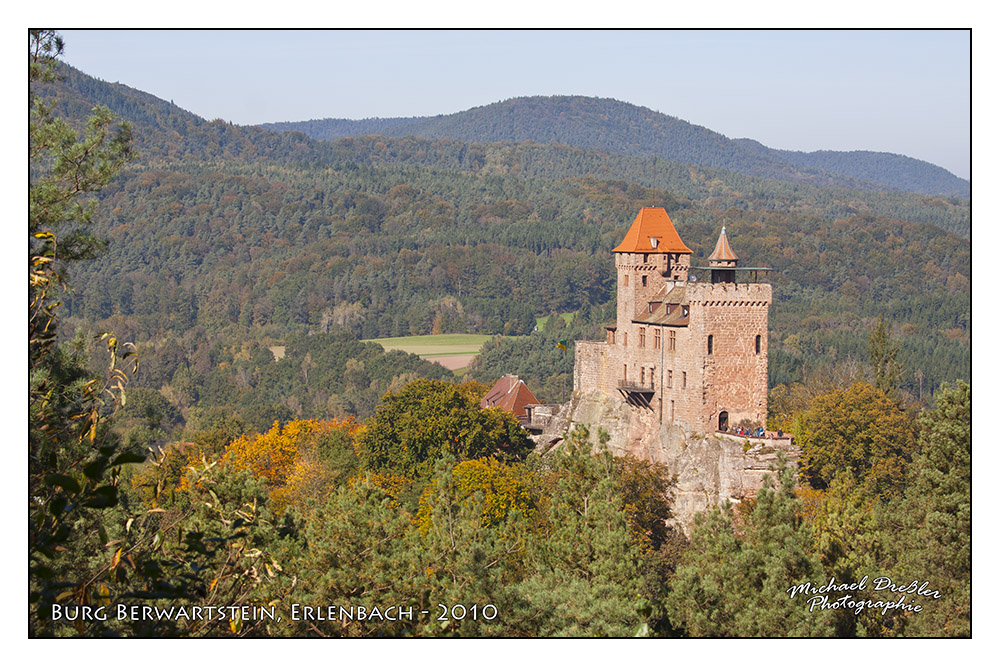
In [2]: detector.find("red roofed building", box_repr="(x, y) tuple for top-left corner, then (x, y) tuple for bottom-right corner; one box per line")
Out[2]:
(481, 375), (540, 424)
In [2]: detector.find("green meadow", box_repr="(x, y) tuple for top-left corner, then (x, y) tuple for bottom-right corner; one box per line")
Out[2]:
(363, 333), (491, 357)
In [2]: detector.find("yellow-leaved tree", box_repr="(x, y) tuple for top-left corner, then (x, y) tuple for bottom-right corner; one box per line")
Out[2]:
(223, 418), (360, 513)
(417, 456), (536, 534)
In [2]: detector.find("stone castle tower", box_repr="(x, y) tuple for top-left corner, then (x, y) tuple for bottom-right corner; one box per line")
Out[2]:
(574, 207), (771, 434)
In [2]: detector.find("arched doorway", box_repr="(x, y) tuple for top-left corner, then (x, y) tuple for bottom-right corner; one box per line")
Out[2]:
(718, 411), (729, 432)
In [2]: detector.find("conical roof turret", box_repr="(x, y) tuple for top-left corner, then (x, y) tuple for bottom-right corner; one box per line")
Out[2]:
(708, 225), (738, 263)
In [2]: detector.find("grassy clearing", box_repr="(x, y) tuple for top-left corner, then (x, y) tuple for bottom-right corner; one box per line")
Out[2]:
(362, 333), (491, 357)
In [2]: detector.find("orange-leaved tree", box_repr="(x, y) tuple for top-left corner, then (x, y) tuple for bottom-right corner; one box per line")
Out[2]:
(223, 418), (359, 498)
(224, 419), (320, 486)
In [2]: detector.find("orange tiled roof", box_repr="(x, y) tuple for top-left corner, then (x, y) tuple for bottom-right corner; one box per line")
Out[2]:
(612, 207), (692, 254)
(480, 375), (540, 418)
(708, 226), (738, 261)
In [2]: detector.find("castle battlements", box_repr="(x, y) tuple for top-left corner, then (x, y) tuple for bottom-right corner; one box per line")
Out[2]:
(546, 210), (793, 533)
(574, 209), (770, 434)
(687, 282), (772, 306)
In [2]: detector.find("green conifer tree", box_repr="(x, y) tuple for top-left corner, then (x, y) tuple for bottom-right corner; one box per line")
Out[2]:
(893, 382), (971, 636)
(666, 462), (835, 637)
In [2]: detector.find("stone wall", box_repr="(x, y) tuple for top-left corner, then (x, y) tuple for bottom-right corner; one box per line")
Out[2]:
(557, 214), (785, 532)
(577, 282), (771, 436)
(537, 390), (799, 534)
(573, 340), (606, 394)
(688, 282), (771, 432)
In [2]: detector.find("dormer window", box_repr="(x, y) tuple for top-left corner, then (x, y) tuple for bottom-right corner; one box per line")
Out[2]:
(650, 237), (659, 249)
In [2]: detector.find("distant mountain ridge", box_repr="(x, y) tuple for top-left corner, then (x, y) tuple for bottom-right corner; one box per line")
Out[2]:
(42, 65), (970, 238)
(262, 96), (969, 199)
(38, 61), (970, 400)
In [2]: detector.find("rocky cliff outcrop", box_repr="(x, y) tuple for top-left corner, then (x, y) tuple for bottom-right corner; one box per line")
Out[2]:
(533, 391), (800, 534)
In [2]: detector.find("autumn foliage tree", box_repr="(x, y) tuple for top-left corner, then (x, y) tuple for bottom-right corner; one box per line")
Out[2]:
(222, 418), (359, 512)
(796, 382), (916, 498)
(417, 456), (537, 533)
(109, 458), (295, 637)
(28, 30), (141, 636)
(356, 379), (533, 477)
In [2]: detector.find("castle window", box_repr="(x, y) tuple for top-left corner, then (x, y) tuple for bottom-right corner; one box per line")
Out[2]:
(682, 371), (687, 388)
(607, 329), (616, 345)
(669, 330), (676, 351)
(755, 334), (761, 354)
(650, 367), (655, 388)
(641, 275), (647, 287)
(654, 329), (661, 349)
(667, 370), (673, 388)
(623, 332), (628, 346)
(643, 253), (649, 263)
(623, 364), (627, 382)
(623, 274), (629, 287)
(708, 335), (714, 355)
(641, 367), (645, 384)
(682, 306), (689, 317)
(639, 328), (646, 348)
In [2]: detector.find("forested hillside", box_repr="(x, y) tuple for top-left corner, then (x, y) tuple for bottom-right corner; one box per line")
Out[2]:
(263, 95), (970, 198)
(53, 67), (970, 236)
(32, 63), (968, 433)
(30, 32), (971, 639)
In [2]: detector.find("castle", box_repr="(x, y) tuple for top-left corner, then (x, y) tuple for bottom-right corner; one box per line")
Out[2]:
(573, 207), (771, 434)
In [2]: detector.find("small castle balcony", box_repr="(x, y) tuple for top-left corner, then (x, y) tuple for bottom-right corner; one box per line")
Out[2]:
(520, 403), (562, 434)
(617, 380), (655, 409)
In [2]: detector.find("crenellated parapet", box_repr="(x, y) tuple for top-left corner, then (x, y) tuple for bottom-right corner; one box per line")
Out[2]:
(687, 282), (772, 307)
(541, 208), (792, 532)
(572, 208), (773, 435)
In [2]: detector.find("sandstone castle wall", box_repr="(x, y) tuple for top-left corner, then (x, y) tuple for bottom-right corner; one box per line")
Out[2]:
(549, 209), (792, 532)
(575, 263), (770, 435)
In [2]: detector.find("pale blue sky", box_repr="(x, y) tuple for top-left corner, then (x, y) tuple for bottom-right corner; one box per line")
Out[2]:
(58, 29), (971, 179)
